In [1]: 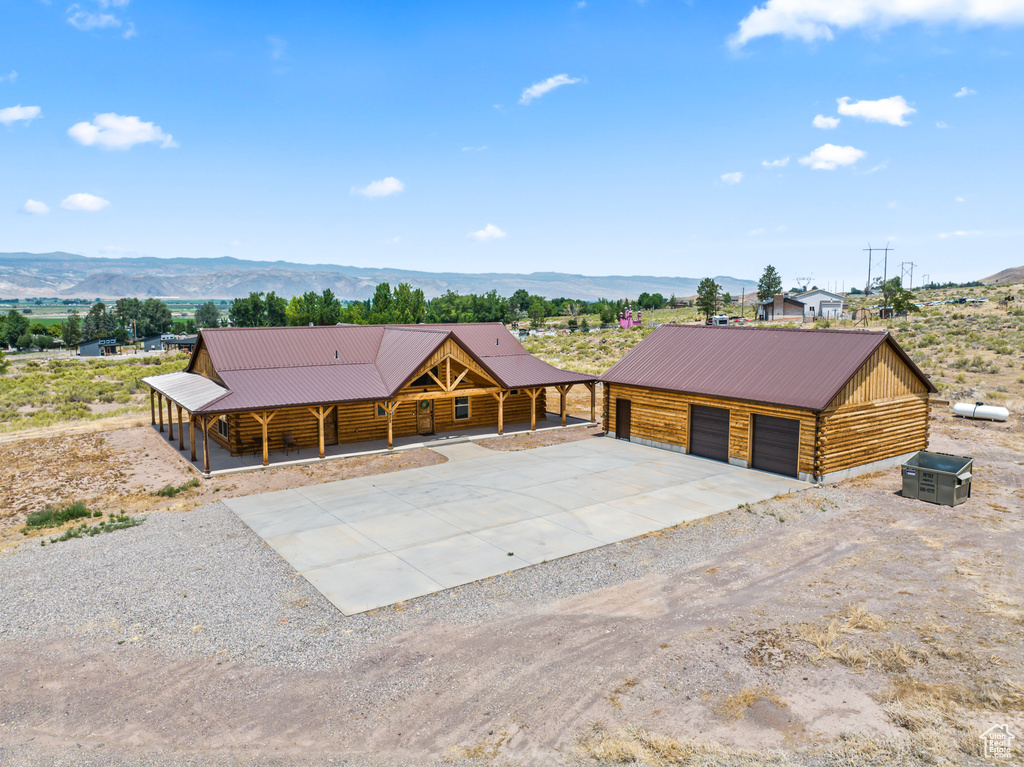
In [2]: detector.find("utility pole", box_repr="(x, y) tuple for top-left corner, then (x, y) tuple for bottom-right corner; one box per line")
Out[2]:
(900, 261), (918, 290)
(864, 242), (894, 295)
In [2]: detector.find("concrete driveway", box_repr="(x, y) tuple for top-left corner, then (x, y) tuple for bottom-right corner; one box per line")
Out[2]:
(224, 438), (808, 615)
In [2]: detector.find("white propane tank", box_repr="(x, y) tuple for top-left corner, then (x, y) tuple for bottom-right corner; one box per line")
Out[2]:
(953, 401), (1010, 421)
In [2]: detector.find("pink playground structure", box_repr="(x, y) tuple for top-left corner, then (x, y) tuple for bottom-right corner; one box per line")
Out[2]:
(619, 305), (642, 329)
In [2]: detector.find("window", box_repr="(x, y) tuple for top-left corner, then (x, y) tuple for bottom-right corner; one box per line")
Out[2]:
(376, 403), (387, 418)
(509, 389), (519, 396)
(217, 416), (228, 438)
(410, 366), (439, 388)
(454, 396), (470, 421)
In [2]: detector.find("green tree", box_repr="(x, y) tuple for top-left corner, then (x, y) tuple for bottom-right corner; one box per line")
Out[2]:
(62, 311), (82, 348)
(757, 265), (783, 303)
(114, 297), (142, 334)
(722, 292), (732, 306)
(880, 277), (920, 315)
(139, 298), (173, 337)
(696, 277), (722, 320)
(265, 292), (287, 326)
(510, 289), (531, 313)
(4, 309), (30, 346)
(527, 298), (547, 328)
(0, 348), (8, 375)
(81, 302), (117, 340)
(195, 301), (221, 329)
(369, 283), (395, 323)
(16, 332), (35, 350)
(35, 334), (55, 349)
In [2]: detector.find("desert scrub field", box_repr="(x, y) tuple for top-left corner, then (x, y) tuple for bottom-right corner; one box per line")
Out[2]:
(522, 326), (659, 375)
(0, 353), (189, 433)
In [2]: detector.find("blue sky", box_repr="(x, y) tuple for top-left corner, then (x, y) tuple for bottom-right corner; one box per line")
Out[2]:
(3, 1), (1024, 288)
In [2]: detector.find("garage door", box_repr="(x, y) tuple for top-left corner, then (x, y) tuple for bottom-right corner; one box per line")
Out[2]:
(751, 414), (800, 477)
(689, 405), (730, 462)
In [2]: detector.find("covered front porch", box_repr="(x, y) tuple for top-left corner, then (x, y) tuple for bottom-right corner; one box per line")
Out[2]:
(151, 408), (596, 477)
(145, 380), (598, 478)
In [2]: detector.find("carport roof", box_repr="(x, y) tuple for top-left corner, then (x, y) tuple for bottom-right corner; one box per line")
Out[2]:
(142, 370), (230, 412)
(156, 323), (594, 414)
(600, 324), (936, 411)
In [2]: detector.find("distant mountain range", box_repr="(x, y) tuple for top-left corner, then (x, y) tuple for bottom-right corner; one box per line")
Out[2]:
(0, 252), (758, 302)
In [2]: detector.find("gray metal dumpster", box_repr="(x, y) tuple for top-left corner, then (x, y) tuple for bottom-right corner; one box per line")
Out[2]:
(901, 451), (973, 506)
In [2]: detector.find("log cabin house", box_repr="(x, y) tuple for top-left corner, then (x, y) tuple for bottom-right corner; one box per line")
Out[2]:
(143, 323), (596, 472)
(600, 325), (936, 483)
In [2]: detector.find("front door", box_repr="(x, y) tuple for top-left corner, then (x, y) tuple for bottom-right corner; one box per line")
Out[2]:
(324, 407), (338, 446)
(615, 399), (631, 440)
(417, 400), (435, 435)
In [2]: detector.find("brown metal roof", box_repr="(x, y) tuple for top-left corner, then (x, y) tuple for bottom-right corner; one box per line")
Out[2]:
(600, 324), (935, 411)
(180, 323), (595, 414)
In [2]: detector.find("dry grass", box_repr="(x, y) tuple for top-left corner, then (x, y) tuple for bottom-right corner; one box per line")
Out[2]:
(799, 604), (888, 670)
(574, 722), (792, 766)
(714, 686), (788, 721)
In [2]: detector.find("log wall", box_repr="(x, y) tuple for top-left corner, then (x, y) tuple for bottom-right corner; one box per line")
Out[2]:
(216, 390), (547, 455)
(604, 383), (817, 476)
(818, 344), (931, 474)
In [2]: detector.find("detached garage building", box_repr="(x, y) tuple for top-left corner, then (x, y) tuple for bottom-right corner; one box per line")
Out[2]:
(601, 325), (936, 483)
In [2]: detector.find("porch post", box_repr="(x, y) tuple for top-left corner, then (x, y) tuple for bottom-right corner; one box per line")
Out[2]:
(587, 381), (596, 424)
(150, 388), (155, 425)
(167, 397), (174, 441)
(492, 389), (508, 435)
(527, 388), (540, 431)
(261, 410), (269, 466)
(201, 416), (210, 474)
(158, 392), (164, 432)
(177, 405), (184, 451)
(318, 406), (325, 459)
(387, 401), (394, 450)
(189, 414), (196, 461)
(556, 384), (571, 427)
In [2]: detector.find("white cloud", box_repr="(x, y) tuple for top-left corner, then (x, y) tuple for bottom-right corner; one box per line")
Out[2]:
(469, 223), (507, 241)
(268, 36), (287, 61)
(866, 159), (889, 173)
(0, 71), (16, 84)
(122, 22), (136, 39)
(729, 0), (1024, 48)
(837, 96), (915, 126)
(353, 177), (405, 198)
(799, 143), (866, 170)
(0, 105), (41, 126)
(61, 193), (110, 211)
(955, 196), (965, 202)
(954, 86), (976, 98)
(813, 114), (840, 129)
(97, 0), (131, 7)
(939, 230), (981, 238)
(68, 113), (176, 149)
(461, 145), (488, 152)
(67, 8), (121, 31)
(936, 120), (948, 128)
(748, 228), (766, 236)
(720, 172), (743, 185)
(762, 156), (789, 168)
(887, 200), (899, 209)
(21, 199), (50, 215)
(519, 74), (581, 105)
(385, 236), (401, 245)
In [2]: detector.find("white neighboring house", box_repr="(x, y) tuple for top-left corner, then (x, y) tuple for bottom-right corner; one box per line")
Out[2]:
(793, 289), (846, 319)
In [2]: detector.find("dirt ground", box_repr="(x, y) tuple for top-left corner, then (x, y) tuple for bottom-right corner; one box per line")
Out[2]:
(0, 421), (446, 546)
(0, 395), (597, 546)
(1, 413), (1022, 765)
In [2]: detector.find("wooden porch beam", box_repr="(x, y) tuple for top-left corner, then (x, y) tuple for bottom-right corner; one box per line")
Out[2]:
(306, 404), (336, 459)
(394, 386), (502, 403)
(585, 381), (596, 424)
(166, 397), (174, 442)
(157, 392), (164, 432)
(189, 413), (196, 461)
(555, 384), (572, 427)
(149, 388), (155, 425)
(526, 387), (541, 431)
(201, 416), (210, 475)
(491, 389), (509, 435)
(450, 367), (470, 391)
(177, 405), (185, 451)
